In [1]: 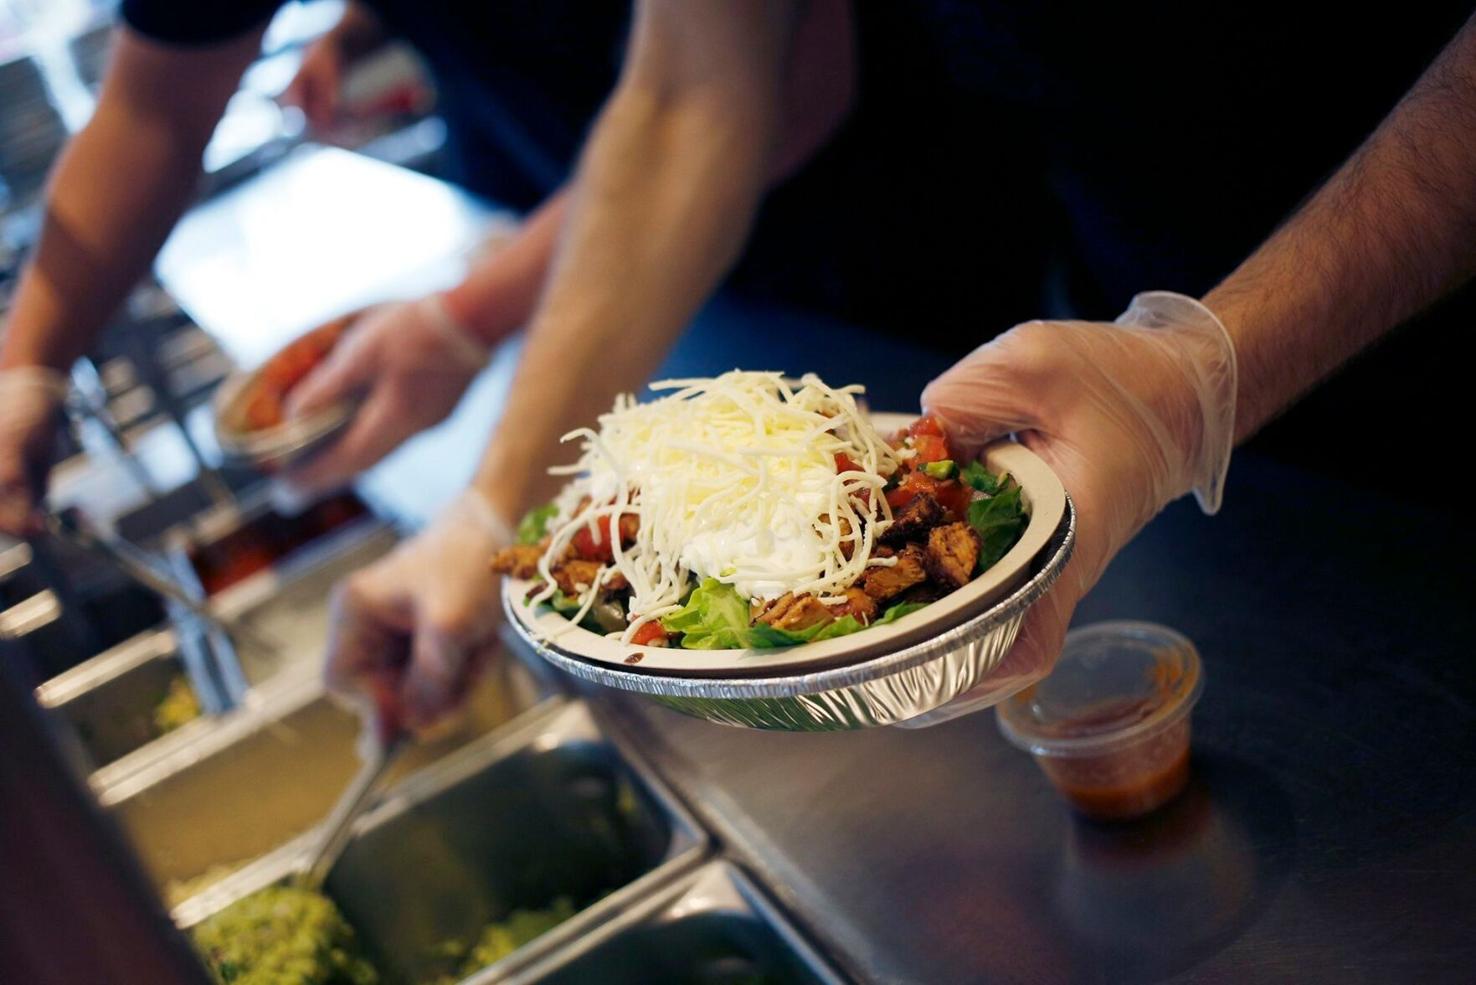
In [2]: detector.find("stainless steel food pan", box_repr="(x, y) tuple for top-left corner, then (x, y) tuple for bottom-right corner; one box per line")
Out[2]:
(34, 627), (199, 770)
(504, 860), (847, 985)
(174, 700), (708, 985)
(97, 651), (554, 907)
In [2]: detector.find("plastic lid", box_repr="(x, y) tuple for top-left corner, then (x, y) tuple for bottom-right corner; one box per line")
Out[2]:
(997, 620), (1204, 756)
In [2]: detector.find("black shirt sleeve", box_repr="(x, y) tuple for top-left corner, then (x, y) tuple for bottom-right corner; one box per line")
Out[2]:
(119, 0), (285, 46)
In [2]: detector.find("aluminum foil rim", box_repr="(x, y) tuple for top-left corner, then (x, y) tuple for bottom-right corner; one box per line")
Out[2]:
(508, 495), (1075, 700)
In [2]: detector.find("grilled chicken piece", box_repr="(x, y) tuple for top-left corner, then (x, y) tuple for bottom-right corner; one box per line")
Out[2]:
(880, 492), (945, 545)
(755, 593), (834, 632)
(829, 587), (877, 625)
(490, 544), (543, 579)
(924, 521), (981, 589)
(859, 544), (928, 602)
(552, 560), (606, 597)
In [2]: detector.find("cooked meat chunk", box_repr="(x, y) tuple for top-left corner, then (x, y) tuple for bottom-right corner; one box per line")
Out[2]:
(829, 587), (877, 625)
(552, 560), (605, 597)
(819, 514), (857, 559)
(880, 492), (945, 545)
(617, 513), (640, 543)
(924, 522), (981, 589)
(859, 544), (928, 602)
(755, 593), (834, 632)
(490, 544), (543, 579)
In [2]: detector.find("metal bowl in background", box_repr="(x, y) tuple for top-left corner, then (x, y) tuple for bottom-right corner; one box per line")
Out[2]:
(509, 500), (1074, 732)
(212, 366), (355, 472)
(211, 315), (361, 472)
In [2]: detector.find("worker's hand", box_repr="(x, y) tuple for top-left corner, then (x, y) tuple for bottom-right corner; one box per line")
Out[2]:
(900, 291), (1237, 727)
(282, 32), (349, 131)
(280, 295), (490, 498)
(324, 488), (511, 737)
(0, 367), (69, 537)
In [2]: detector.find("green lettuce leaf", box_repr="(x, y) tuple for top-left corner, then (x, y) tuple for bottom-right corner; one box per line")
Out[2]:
(875, 600), (929, 625)
(660, 580), (934, 649)
(958, 460), (1000, 494)
(966, 478), (1027, 573)
(517, 502), (560, 545)
(661, 579), (871, 649)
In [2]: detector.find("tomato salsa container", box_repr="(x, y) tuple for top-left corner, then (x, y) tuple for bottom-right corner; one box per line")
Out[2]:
(997, 621), (1205, 821)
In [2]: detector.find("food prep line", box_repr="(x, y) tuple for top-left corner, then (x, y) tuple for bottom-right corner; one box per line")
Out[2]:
(35, 495), (399, 778)
(168, 697), (848, 985)
(20, 462), (854, 982)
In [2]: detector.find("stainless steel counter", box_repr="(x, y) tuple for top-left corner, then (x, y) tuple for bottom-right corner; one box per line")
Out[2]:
(577, 452), (1476, 984)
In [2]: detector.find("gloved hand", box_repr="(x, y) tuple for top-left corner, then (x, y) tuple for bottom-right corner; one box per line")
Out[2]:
(282, 31), (349, 131)
(0, 367), (69, 537)
(281, 294), (490, 497)
(900, 291), (1237, 727)
(324, 487), (512, 736)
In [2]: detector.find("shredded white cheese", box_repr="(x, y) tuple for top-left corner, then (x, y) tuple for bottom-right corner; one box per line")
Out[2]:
(533, 371), (903, 642)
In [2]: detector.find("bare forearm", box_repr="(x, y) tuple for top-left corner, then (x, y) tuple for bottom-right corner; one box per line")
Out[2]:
(0, 29), (258, 373)
(473, 84), (777, 518)
(1204, 15), (1476, 442)
(441, 192), (569, 345)
(1, 114), (206, 370)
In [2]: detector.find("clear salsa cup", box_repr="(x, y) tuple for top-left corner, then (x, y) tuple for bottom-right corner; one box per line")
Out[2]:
(997, 620), (1205, 822)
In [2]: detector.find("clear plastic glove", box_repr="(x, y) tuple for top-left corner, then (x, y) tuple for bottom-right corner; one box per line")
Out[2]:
(281, 294), (490, 497)
(0, 367), (69, 537)
(900, 291), (1237, 727)
(324, 488), (511, 736)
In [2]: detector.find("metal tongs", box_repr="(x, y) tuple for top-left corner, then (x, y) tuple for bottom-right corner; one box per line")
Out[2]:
(41, 509), (275, 654)
(297, 680), (407, 890)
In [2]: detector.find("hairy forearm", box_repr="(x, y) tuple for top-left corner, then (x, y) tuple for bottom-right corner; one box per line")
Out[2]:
(1204, 15), (1476, 442)
(0, 30), (257, 373)
(0, 111), (206, 371)
(441, 192), (569, 345)
(473, 81), (777, 519)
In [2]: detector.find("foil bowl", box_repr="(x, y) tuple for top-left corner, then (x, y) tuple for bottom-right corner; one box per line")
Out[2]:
(212, 315), (360, 471)
(504, 498), (1075, 732)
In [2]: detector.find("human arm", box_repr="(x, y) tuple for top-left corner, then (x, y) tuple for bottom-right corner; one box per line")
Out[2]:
(282, 2), (388, 130)
(287, 0), (854, 497)
(1205, 13), (1476, 442)
(911, 14), (1476, 723)
(325, 0), (861, 730)
(0, 26), (264, 534)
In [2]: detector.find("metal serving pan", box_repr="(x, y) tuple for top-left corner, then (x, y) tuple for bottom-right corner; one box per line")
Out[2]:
(34, 516), (399, 777)
(174, 700), (708, 985)
(505, 860), (847, 985)
(97, 651), (554, 908)
(34, 627), (202, 771)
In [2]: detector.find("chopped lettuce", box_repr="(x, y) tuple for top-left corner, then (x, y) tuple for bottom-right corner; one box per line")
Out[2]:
(660, 579), (760, 649)
(966, 477), (1027, 572)
(875, 600), (929, 625)
(660, 579), (929, 650)
(516, 502), (560, 545)
(958, 460), (1000, 494)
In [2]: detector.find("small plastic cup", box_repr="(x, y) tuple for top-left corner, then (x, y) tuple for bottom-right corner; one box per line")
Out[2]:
(997, 620), (1205, 822)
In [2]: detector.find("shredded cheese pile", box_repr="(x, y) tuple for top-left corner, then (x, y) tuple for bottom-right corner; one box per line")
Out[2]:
(532, 371), (904, 642)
